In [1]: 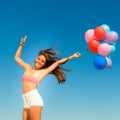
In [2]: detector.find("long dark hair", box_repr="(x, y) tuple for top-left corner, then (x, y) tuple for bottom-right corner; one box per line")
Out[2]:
(39, 47), (69, 84)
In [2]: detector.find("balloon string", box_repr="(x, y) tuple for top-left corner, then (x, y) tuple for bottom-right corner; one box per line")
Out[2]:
(81, 48), (90, 55)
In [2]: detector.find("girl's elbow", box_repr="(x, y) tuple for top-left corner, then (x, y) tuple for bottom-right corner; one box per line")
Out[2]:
(14, 56), (17, 61)
(14, 56), (19, 62)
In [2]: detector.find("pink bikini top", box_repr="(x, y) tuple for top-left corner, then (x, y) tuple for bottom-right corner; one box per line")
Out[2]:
(22, 74), (39, 85)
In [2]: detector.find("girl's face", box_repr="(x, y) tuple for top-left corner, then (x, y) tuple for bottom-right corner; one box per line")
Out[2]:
(34, 55), (46, 70)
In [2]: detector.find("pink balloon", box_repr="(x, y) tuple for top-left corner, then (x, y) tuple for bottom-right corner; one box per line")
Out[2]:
(104, 31), (119, 44)
(98, 43), (111, 56)
(105, 57), (112, 69)
(85, 29), (98, 43)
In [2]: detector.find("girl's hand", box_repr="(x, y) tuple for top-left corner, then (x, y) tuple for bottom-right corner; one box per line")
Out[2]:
(72, 52), (81, 58)
(20, 35), (27, 46)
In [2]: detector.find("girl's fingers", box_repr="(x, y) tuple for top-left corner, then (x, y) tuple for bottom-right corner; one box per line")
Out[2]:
(24, 35), (27, 40)
(21, 36), (27, 43)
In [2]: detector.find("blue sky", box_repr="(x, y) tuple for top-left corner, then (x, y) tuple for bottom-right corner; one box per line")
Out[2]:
(0, 0), (120, 120)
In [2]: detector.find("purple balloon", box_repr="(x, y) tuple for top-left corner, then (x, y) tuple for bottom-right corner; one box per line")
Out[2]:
(105, 57), (112, 69)
(104, 31), (119, 44)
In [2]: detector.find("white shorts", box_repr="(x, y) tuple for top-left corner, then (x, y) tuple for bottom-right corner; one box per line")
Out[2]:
(22, 89), (43, 109)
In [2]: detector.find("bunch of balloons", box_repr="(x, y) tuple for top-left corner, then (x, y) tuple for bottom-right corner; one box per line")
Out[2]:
(85, 24), (119, 70)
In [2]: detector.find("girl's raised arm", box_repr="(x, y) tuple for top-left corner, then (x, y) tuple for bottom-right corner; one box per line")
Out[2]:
(14, 36), (30, 69)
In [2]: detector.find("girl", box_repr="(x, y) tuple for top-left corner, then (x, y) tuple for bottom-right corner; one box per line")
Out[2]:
(14, 36), (81, 120)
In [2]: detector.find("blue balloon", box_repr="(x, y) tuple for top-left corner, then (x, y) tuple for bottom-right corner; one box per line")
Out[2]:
(110, 44), (116, 54)
(93, 55), (107, 70)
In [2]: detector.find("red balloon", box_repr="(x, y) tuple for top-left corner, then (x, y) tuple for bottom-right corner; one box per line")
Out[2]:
(88, 39), (100, 53)
(94, 26), (106, 39)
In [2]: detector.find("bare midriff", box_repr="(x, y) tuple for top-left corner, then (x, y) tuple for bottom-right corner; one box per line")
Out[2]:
(22, 82), (38, 94)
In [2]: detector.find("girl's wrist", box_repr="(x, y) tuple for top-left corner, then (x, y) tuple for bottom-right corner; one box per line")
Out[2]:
(68, 55), (74, 60)
(19, 44), (24, 46)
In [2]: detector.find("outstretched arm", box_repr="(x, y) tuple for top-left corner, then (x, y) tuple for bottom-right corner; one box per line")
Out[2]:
(44, 52), (81, 74)
(14, 36), (30, 69)
(57, 52), (81, 64)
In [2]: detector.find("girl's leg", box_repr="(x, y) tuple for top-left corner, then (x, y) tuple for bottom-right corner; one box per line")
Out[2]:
(30, 106), (42, 120)
(23, 108), (30, 120)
